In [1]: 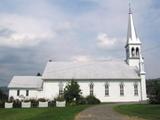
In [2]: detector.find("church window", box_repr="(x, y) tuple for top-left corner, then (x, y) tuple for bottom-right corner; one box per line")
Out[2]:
(90, 82), (94, 96)
(59, 82), (63, 96)
(17, 90), (20, 96)
(105, 83), (109, 96)
(120, 83), (124, 96)
(26, 90), (29, 96)
(136, 47), (139, 57)
(131, 47), (135, 57)
(134, 83), (138, 96)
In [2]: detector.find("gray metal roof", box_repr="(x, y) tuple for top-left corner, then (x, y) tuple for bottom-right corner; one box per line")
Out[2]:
(8, 76), (43, 89)
(42, 60), (140, 80)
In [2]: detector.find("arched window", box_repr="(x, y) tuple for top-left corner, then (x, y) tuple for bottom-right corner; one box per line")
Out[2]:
(131, 47), (135, 57)
(59, 82), (63, 96)
(120, 83), (124, 96)
(89, 82), (94, 96)
(105, 83), (109, 96)
(26, 90), (29, 96)
(17, 90), (20, 96)
(134, 83), (138, 96)
(136, 47), (139, 57)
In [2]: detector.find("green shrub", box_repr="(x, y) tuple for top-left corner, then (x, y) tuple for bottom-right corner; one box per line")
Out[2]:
(69, 101), (76, 106)
(0, 100), (4, 108)
(13, 99), (21, 108)
(48, 100), (55, 107)
(22, 99), (38, 107)
(85, 95), (100, 104)
(77, 96), (86, 105)
(23, 99), (30, 102)
(38, 98), (47, 102)
(30, 99), (38, 107)
(55, 95), (65, 101)
(149, 95), (160, 104)
(9, 96), (14, 102)
(6, 100), (13, 103)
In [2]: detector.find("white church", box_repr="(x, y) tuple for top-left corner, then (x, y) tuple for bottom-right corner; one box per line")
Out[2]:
(8, 7), (147, 102)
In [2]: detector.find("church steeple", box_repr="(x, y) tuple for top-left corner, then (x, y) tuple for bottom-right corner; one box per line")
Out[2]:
(126, 4), (141, 45)
(125, 3), (142, 68)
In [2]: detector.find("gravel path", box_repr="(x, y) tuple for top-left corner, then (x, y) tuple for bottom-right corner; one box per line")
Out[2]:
(75, 104), (145, 120)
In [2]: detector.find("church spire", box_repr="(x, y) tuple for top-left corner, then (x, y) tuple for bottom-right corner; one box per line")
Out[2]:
(125, 3), (142, 67)
(126, 3), (141, 45)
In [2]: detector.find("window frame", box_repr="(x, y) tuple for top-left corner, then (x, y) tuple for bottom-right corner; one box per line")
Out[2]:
(17, 90), (20, 96)
(89, 82), (94, 96)
(26, 90), (29, 96)
(120, 83), (124, 96)
(59, 81), (64, 96)
(134, 83), (138, 96)
(105, 83), (109, 96)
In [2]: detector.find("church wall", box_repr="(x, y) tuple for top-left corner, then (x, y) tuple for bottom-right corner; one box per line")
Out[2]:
(41, 79), (142, 102)
(128, 59), (140, 68)
(8, 79), (142, 102)
(97, 80), (141, 102)
(42, 80), (60, 99)
(78, 80), (141, 102)
(78, 81), (90, 96)
(8, 89), (41, 100)
(9, 89), (17, 99)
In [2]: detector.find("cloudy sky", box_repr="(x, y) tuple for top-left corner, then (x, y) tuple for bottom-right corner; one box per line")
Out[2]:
(0, 0), (160, 86)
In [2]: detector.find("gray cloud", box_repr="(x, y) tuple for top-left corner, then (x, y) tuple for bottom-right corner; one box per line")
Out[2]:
(0, 0), (160, 86)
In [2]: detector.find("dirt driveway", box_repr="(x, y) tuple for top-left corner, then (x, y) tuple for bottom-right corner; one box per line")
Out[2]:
(75, 104), (146, 120)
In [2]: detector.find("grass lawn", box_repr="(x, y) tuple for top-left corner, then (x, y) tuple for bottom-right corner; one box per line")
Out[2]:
(0, 105), (90, 120)
(114, 104), (160, 120)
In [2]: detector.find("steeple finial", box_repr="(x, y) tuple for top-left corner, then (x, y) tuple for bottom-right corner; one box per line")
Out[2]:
(129, 1), (132, 14)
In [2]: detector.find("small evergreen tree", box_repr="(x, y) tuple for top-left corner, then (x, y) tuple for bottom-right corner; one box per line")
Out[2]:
(64, 79), (81, 103)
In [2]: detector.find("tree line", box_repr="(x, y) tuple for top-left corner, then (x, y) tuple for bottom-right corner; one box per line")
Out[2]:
(146, 78), (160, 104)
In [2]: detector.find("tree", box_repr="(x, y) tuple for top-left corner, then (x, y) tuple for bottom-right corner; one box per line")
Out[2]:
(148, 80), (160, 104)
(64, 79), (81, 103)
(0, 89), (7, 101)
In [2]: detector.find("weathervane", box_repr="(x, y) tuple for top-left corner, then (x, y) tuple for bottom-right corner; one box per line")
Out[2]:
(129, 0), (132, 14)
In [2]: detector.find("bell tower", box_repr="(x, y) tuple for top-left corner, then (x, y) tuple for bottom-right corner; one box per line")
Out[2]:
(125, 5), (142, 68)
